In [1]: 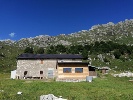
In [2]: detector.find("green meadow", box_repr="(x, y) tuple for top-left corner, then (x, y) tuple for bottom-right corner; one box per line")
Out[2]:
(0, 73), (133, 100)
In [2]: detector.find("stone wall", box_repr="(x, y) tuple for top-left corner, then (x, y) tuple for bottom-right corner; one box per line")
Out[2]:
(16, 59), (57, 79)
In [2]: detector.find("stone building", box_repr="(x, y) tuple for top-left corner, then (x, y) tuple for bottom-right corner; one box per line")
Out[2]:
(16, 53), (89, 81)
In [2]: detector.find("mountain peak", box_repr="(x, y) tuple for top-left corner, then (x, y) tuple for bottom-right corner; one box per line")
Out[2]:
(1, 19), (133, 47)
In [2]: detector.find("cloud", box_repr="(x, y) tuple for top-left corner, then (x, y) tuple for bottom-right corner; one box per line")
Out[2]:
(9, 32), (15, 38)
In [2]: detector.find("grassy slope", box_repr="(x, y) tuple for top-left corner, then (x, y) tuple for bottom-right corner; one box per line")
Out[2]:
(0, 44), (23, 72)
(0, 73), (133, 100)
(92, 59), (133, 71)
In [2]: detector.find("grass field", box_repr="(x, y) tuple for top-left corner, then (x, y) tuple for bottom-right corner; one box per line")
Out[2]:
(0, 73), (133, 100)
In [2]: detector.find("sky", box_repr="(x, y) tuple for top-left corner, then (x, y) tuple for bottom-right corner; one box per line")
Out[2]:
(0, 0), (133, 40)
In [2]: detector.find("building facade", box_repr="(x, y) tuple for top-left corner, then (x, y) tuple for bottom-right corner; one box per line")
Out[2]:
(16, 53), (89, 81)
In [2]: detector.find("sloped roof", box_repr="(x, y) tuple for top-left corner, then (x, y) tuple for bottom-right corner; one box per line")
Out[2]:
(17, 53), (84, 59)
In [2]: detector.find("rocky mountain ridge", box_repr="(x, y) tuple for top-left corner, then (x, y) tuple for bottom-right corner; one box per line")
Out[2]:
(1, 19), (133, 47)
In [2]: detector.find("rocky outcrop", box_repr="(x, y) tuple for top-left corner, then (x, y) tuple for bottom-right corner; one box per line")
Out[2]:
(1, 19), (133, 47)
(113, 72), (133, 77)
(40, 94), (67, 100)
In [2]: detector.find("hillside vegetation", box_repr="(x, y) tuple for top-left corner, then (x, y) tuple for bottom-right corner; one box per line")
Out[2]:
(0, 42), (23, 72)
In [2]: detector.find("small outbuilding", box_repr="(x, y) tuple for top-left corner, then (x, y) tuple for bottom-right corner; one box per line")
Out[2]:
(11, 70), (16, 79)
(98, 67), (110, 74)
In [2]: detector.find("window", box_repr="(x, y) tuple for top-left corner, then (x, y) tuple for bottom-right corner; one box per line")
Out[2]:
(63, 68), (72, 73)
(41, 60), (43, 64)
(75, 68), (83, 73)
(40, 71), (43, 74)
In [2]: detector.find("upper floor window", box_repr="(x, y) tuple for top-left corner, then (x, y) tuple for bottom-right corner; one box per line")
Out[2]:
(41, 60), (43, 64)
(75, 68), (83, 73)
